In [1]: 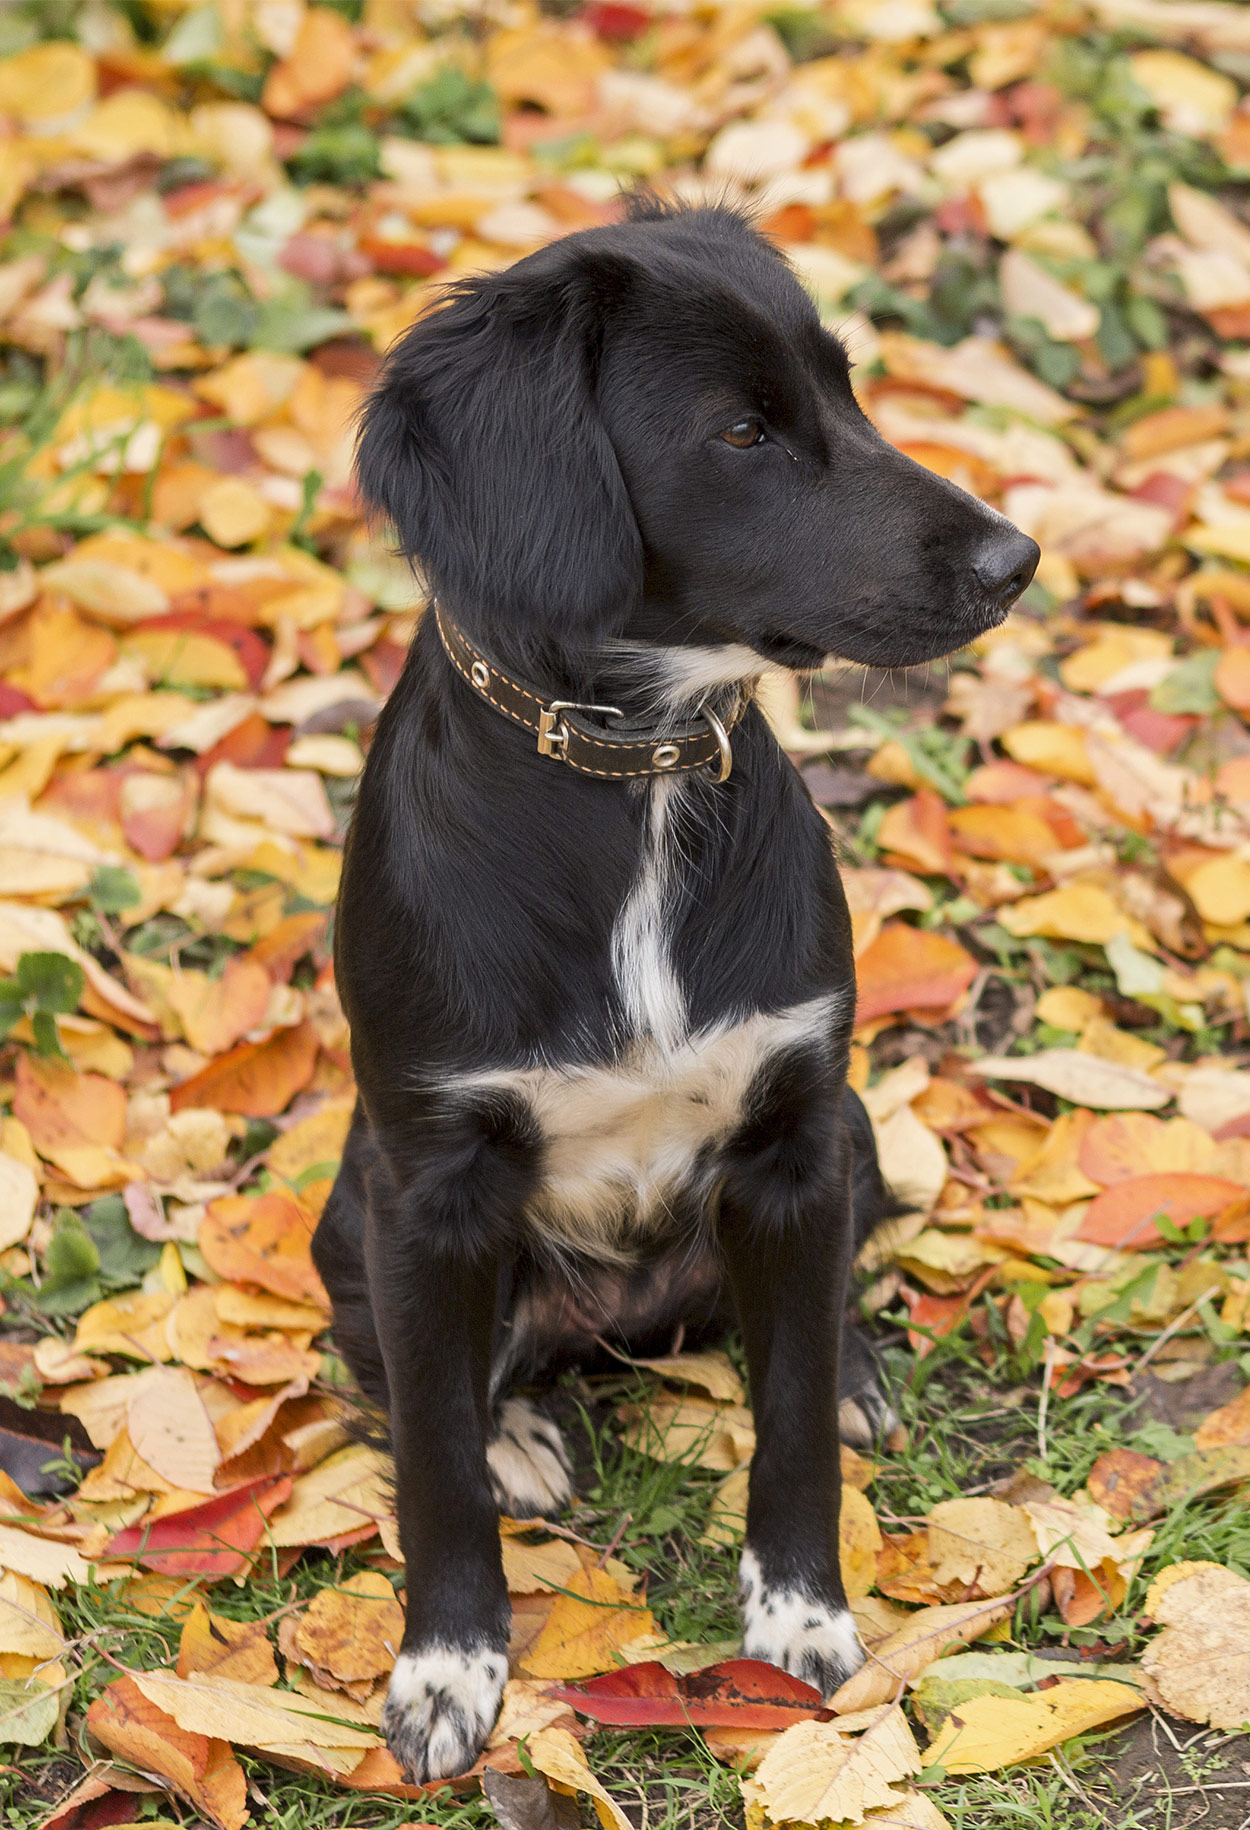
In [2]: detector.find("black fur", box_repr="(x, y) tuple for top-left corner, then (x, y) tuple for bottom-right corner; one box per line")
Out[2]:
(315, 199), (1038, 1779)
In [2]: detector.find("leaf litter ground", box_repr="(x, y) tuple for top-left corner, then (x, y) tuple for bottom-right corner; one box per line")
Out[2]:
(6, 0), (1250, 1825)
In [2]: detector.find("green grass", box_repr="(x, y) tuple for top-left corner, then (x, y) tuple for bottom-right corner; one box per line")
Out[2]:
(7, 1325), (1250, 1830)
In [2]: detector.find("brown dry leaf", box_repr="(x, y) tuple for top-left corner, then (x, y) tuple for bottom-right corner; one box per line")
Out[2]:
(924, 1679), (1145, 1774)
(1142, 1564), (1250, 1729)
(293, 1571), (403, 1689)
(127, 1367), (221, 1495)
(829, 1600), (1014, 1713)
(743, 1705), (923, 1827)
(177, 1600), (279, 1687)
(520, 1563), (660, 1681)
(925, 1499), (1038, 1598)
(267, 1443), (392, 1548)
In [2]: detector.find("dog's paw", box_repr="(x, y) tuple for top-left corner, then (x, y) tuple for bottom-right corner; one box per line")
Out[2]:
(739, 1547), (864, 1700)
(383, 1643), (507, 1783)
(838, 1325), (899, 1448)
(487, 1395), (573, 1519)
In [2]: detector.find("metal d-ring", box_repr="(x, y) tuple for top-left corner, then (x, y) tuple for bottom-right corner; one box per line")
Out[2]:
(700, 704), (733, 782)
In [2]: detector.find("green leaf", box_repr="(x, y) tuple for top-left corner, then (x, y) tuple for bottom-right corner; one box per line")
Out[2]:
(0, 1675), (58, 1747)
(252, 299), (354, 354)
(16, 951), (86, 1016)
(1151, 649), (1219, 715)
(43, 1212), (101, 1290)
(82, 1195), (160, 1287)
(0, 977), (23, 1040)
(89, 865), (141, 916)
(30, 1009), (64, 1059)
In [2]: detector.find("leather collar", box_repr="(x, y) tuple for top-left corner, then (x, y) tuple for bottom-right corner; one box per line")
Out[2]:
(434, 605), (744, 782)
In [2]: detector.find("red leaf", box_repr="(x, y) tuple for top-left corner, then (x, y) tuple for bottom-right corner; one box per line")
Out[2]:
(550, 1658), (827, 1728)
(104, 1474), (292, 1576)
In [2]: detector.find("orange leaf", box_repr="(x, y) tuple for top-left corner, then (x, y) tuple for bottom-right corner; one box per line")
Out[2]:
(120, 769), (197, 861)
(248, 911), (329, 983)
(1086, 1449), (1165, 1521)
(14, 1051), (125, 1152)
(170, 1019), (318, 1117)
(168, 955), (273, 1057)
(1194, 1386), (1250, 1450)
(178, 1599), (279, 1686)
(1215, 646), (1250, 712)
(1076, 1173), (1245, 1249)
(86, 1674), (249, 1830)
(877, 789), (952, 875)
(262, 7), (357, 117)
(947, 801), (1061, 866)
(854, 924), (977, 1025)
(200, 1189), (329, 1306)
(1077, 1113), (1170, 1187)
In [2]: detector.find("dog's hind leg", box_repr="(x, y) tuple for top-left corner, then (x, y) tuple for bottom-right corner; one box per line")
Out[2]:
(312, 1103), (389, 1409)
(486, 1395), (573, 1519)
(837, 1087), (901, 1449)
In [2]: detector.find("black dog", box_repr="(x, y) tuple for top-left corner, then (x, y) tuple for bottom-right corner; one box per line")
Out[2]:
(313, 197), (1038, 1782)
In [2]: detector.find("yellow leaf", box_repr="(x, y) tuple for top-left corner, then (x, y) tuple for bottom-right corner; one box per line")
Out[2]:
(521, 1564), (659, 1681)
(129, 1669), (378, 1774)
(267, 1100), (354, 1184)
(526, 1726), (631, 1830)
(1035, 986), (1104, 1030)
(197, 477), (273, 549)
(293, 1571), (404, 1687)
(0, 42), (95, 125)
(999, 884), (1132, 946)
(126, 1367), (221, 1495)
(74, 1290), (175, 1362)
(924, 1679), (1144, 1773)
(842, 1486), (883, 1600)
(126, 629), (248, 693)
(1185, 855), (1250, 927)
(0, 1154), (37, 1250)
(925, 1499), (1038, 1598)
(0, 1573), (64, 1660)
(0, 1524), (91, 1589)
(744, 1705), (922, 1826)
(619, 1393), (756, 1472)
(177, 1601), (279, 1687)
(633, 1350), (746, 1405)
(1130, 49), (1237, 136)
(1001, 720), (1096, 785)
(267, 1444), (392, 1548)
(74, 90), (179, 163)
(830, 1600), (1014, 1713)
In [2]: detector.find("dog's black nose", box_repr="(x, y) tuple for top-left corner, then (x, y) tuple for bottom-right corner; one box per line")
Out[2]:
(972, 527), (1040, 606)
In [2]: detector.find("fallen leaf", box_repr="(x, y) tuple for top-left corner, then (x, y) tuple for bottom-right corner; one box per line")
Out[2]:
(971, 1052), (1170, 1111)
(744, 1704), (923, 1826)
(526, 1726), (630, 1830)
(292, 1570), (403, 1689)
(925, 1499), (1038, 1598)
(86, 1675), (249, 1830)
(178, 1600), (279, 1687)
(829, 1600), (1013, 1713)
(127, 1366), (221, 1494)
(521, 1564), (660, 1681)
(924, 1678), (1144, 1773)
(170, 1021), (319, 1118)
(855, 926), (978, 1025)
(550, 1658), (827, 1728)
(1076, 1173), (1242, 1248)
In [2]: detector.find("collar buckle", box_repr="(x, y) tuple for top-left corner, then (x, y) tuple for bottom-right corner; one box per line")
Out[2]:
(537, 699), (623, 760)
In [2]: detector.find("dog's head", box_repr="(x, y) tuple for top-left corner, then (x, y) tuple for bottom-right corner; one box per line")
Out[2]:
(357, 200), (1038, 678)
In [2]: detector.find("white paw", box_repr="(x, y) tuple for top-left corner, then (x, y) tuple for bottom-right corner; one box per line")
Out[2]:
(383, 1643), (507, 1782)
(739, 1546), (864, 1699)
(487, 1395), (573, 1518)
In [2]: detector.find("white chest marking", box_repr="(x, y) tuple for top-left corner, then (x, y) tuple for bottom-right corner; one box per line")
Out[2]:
(611, 774), (687, 1055)
(450, 995), (842, 1259)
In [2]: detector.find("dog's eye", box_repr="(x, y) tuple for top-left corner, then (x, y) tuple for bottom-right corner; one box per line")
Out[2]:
(720, 419), (766, 448)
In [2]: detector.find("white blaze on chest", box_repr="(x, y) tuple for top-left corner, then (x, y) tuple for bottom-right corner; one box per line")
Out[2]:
(452, 996), (840, 1258)
(611, 774), (687, 1055)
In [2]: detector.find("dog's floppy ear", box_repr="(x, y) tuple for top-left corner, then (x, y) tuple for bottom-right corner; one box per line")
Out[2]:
(356, 252), (642, 654)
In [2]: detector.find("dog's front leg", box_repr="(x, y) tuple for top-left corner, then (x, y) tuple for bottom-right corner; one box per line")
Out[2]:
(364, 1166), (511, 1783)
(720, 1094), (865, 1699)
